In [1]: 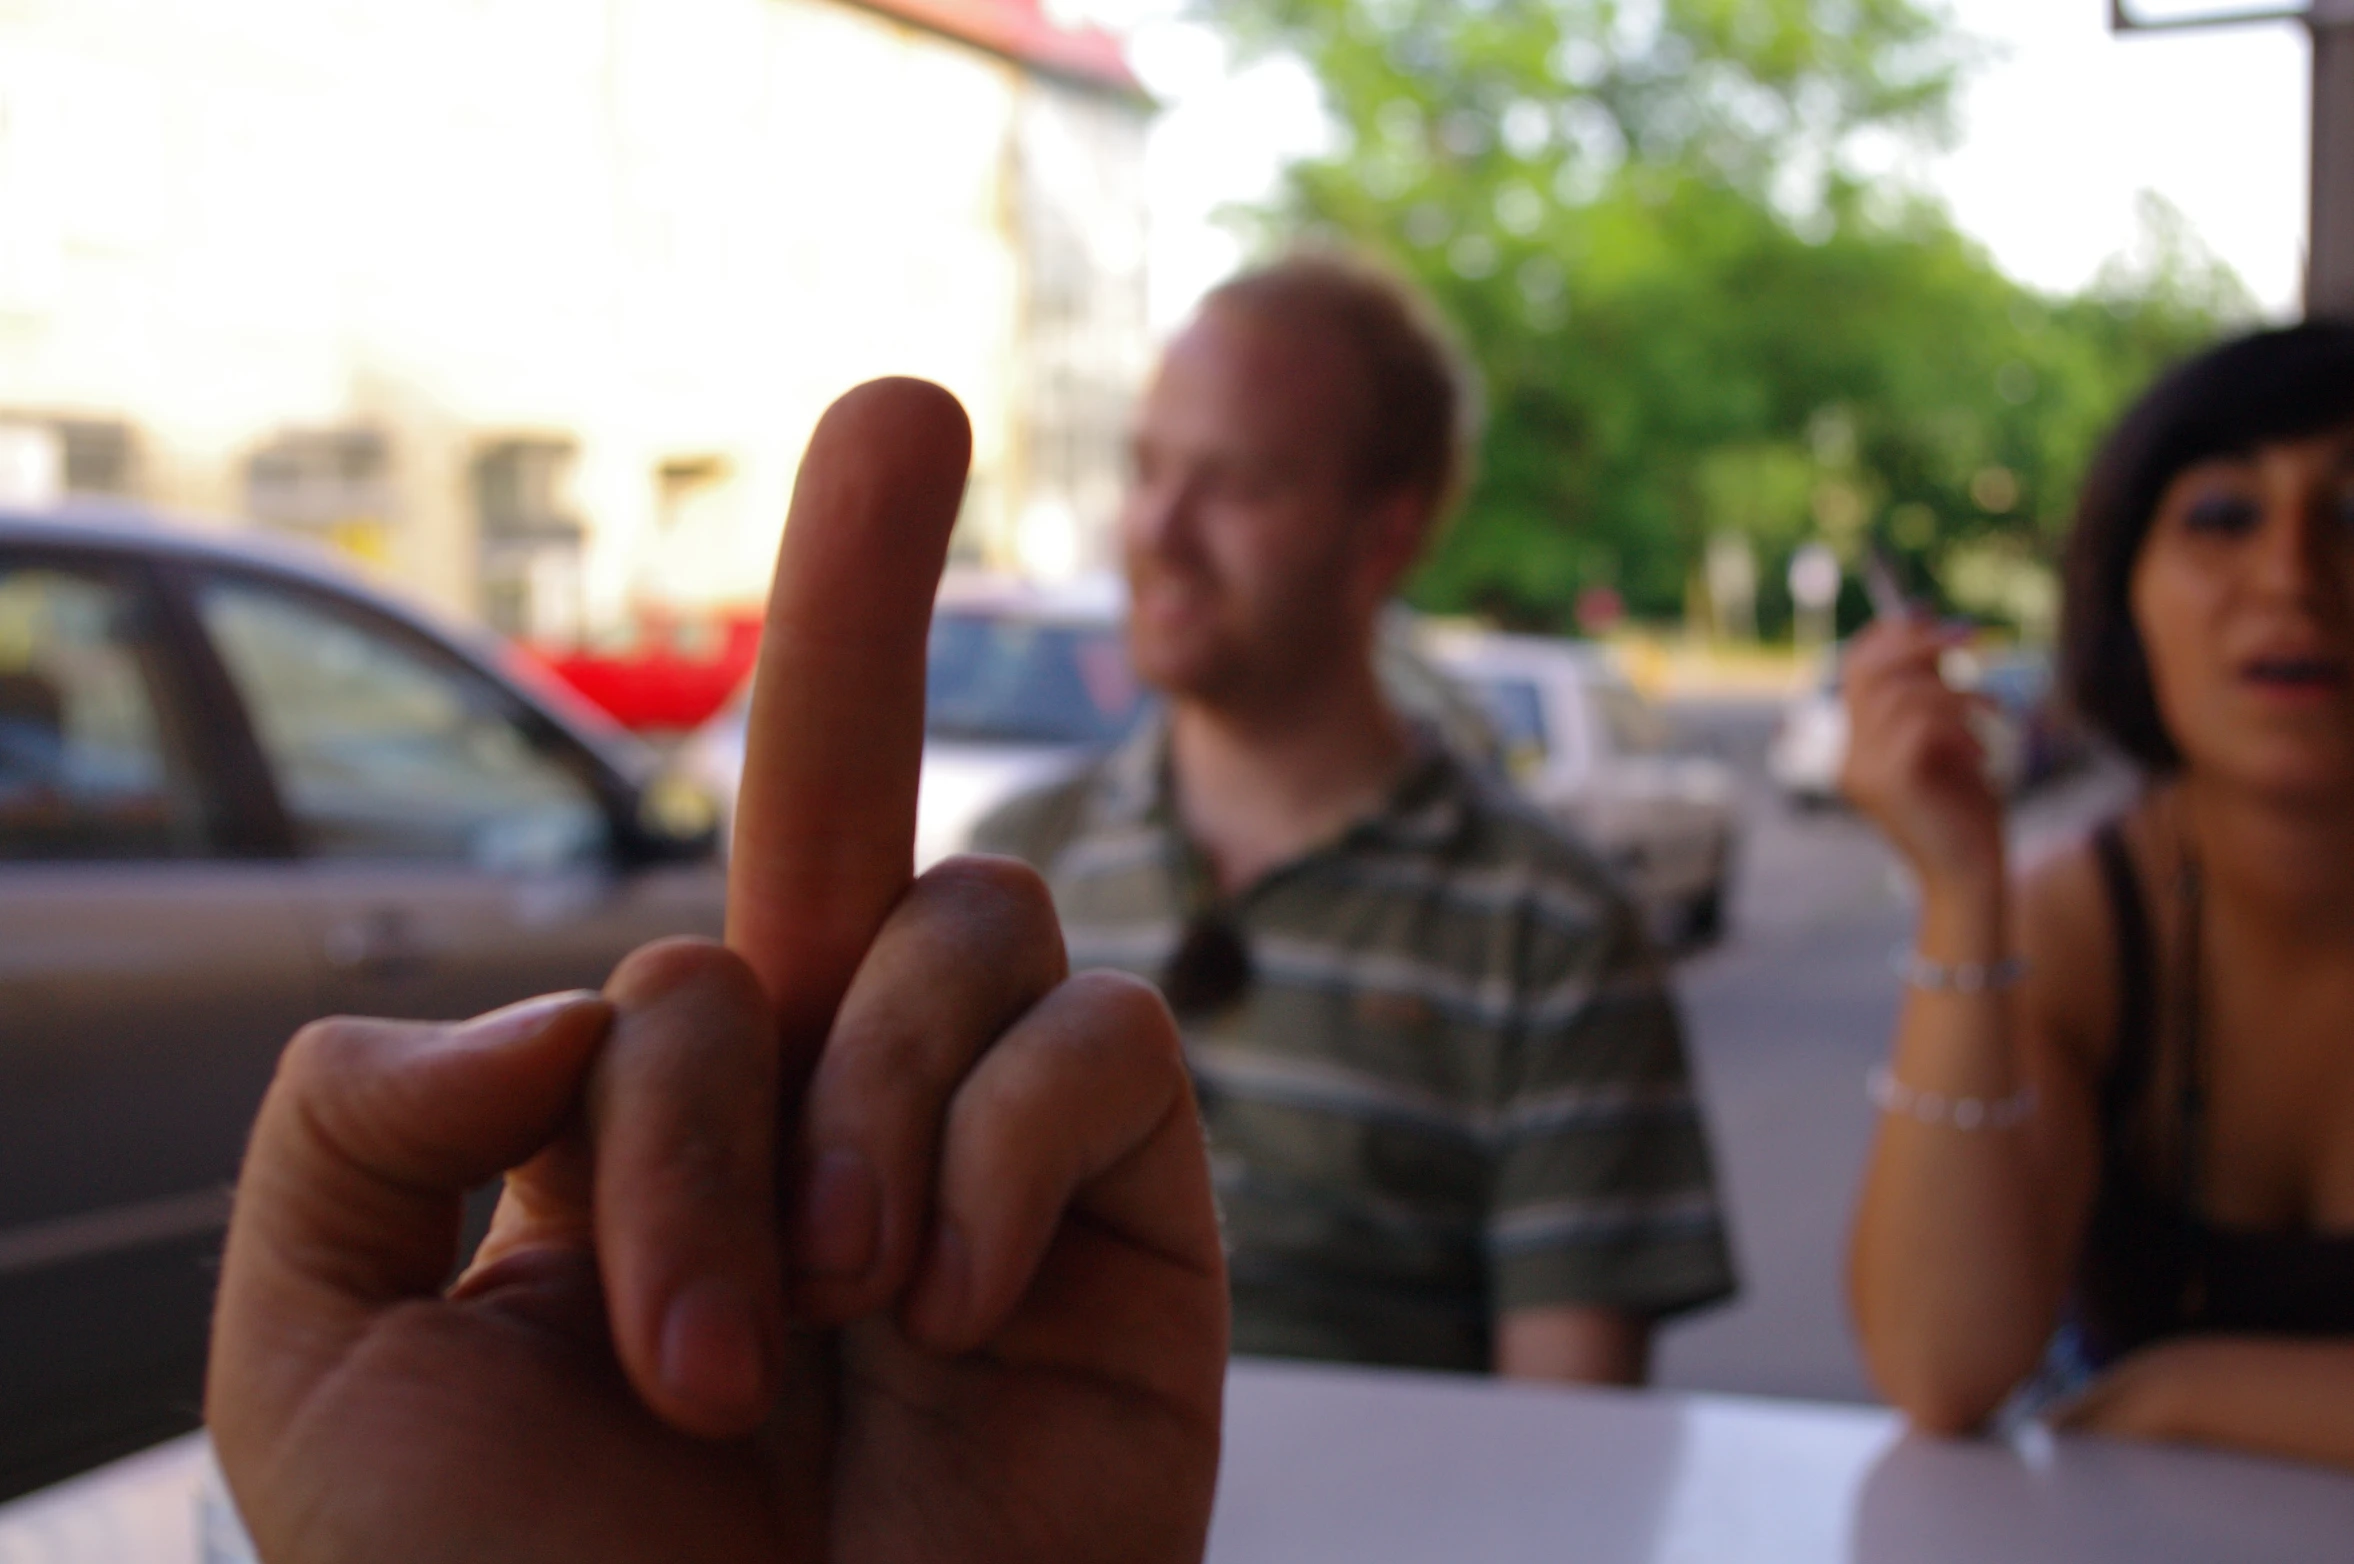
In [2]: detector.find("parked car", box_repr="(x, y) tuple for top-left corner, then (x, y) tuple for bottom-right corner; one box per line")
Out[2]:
(1420, 629), (1739, 946)
(0, 506), (726, 1500)
(519, 606), (764, 736)
(678, 572), (1149, 871)
(1976, 647), (2088, 789)
(1768, 641), (2029, 807)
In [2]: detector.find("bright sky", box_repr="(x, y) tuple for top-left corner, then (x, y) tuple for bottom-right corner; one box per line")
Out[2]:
(1076, 0), (2315, 329)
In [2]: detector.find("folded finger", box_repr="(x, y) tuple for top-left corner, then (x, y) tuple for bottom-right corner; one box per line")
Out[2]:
(210, 994), (610, 1459)
(1883, 704), (1988, 782)
(1845, 672), (1939, 738)
(791, 855), (1068, 1322)
(1843, 619), (1939, 680)
(589, 938), (787, 1439)
(898, 972), (1224, 1359)
(460, 1125), (597, 1284)
(1844, 640), (1951, 708)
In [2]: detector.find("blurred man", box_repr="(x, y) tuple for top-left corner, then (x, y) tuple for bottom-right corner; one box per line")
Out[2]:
(975, 252), (1736, 1381)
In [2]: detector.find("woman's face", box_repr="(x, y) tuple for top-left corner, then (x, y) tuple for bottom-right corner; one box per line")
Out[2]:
(2131, 420), (2354, 802)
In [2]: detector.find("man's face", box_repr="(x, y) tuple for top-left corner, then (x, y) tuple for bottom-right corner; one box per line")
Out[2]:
(1120, 305), (1395, 704)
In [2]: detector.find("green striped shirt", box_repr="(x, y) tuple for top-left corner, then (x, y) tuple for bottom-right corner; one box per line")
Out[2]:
(971, 717), (1736, 1373)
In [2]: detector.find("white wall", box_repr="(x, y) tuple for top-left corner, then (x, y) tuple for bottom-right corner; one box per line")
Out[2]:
(0, 0), (1147, 625)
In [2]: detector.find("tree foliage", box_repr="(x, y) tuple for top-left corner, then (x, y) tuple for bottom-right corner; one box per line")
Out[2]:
(1198, 0), (2253, 634)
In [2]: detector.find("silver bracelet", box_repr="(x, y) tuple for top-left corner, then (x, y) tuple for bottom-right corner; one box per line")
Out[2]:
(1867, 1064), (2039, 1130)
(1892, 948), (2028, 993)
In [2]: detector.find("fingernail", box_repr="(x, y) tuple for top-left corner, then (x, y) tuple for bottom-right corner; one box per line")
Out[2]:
(660, 1275), (767, 1415)
(906, 1222), (971, 1344)
(445, 991), (602, 1053)
(796, 1149), (879, 1277)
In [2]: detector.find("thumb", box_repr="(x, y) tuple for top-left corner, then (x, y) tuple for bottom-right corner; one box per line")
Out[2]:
(209, 992), (612, 1442)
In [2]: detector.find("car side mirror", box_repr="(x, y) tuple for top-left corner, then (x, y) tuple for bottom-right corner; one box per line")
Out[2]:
(625, 768), (723, 863)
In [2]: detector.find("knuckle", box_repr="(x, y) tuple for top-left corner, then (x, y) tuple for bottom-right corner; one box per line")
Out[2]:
(916, 855), (1065, 955)
(283, 1013), (347, 1068)
(893, 855), (1069, 1002)
(606, 936), (763, 1014)
(922, 850), (1048, 903)
(1062, 969), (1182, 1064)
(279, 1014), (373, 1092)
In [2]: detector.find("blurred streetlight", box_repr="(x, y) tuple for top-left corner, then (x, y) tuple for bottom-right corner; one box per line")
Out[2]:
(1787, 543), (1841, 653)
(2110, 0), (2354, 316)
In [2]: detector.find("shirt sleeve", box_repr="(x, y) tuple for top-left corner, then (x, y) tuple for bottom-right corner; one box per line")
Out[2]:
(1485, 892), (1739, 1320)
(965, 772), (1090, 866)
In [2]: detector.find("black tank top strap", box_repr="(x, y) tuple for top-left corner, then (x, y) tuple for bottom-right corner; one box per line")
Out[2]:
(2090, 819), (2158, 1129)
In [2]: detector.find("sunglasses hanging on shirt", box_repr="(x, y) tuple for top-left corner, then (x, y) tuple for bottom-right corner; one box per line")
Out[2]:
(1161, 916), (1254, 1022)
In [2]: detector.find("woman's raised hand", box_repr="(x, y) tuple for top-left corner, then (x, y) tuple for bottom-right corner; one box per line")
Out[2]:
(205, 379), (1229, 1564)
(1837, 616), (2006, 894)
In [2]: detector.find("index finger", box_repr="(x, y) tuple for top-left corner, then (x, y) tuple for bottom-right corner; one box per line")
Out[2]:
(1844, 617), (1957, 686)
(726, 378), (972, 1048)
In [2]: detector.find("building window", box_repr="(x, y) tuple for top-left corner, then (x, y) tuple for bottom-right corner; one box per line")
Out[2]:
(244, 427), (392, 564)
(473, 437), (584, 643)
(0, 414), (140, 505)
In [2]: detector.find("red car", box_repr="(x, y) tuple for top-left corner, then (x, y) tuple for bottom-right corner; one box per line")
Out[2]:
(522, 609), (763, 734)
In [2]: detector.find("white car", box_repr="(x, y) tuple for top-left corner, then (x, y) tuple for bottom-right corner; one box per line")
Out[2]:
(1766, 666), (1851, 807)
(678, 572), (1146, 869)
(1422, 629), (1739, 945)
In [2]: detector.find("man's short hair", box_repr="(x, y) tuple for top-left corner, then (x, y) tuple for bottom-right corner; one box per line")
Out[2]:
(1203, 249), (1481, 523)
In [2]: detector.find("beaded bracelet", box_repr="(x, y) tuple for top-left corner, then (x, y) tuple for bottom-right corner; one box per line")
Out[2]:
(1867, 1064), (2039, 1131)
(1891, 948), (2028, 994)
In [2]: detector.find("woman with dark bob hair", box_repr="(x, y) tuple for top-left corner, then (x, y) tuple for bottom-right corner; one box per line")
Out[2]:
(1843, 320), (2354, 1468)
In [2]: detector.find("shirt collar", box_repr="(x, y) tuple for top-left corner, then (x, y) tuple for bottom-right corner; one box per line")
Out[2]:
(1093, 707), (1173, 830)
(1091, 706), (1473, 854)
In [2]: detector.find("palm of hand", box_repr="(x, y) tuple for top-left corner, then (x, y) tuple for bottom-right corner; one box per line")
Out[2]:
(259, 1228), (1221, 1564)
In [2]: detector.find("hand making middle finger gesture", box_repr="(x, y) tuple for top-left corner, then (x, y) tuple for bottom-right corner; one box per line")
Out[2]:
(207, 379), (1230, 1564)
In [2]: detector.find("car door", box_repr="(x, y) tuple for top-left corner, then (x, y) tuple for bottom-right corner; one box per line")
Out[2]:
(1583, 674), (1713, 910)
(0, 545), (322, 1499)
(188, 566), (724, 1027)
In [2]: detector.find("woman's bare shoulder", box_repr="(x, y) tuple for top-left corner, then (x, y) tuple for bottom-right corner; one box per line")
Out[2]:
(2013, 811), (2141, 1082)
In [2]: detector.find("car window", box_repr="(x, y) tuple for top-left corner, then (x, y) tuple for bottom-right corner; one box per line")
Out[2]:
(0, 560), (211, 860)
(1978, 657), (2048, 710)
(198, 576), (608, 871)
(1591, 678), (1668, 756)
(1463, 673), (1548, 776)
(925, 611), (1146, 746)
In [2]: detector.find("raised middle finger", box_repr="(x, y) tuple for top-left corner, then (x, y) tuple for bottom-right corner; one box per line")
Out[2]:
(725, 379), (972, 1054)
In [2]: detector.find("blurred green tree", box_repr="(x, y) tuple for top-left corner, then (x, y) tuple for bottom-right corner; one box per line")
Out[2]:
(1198, 0), (2252, 636)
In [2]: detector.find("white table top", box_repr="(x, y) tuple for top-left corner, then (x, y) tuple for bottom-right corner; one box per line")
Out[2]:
(6, 1360), (2352, 1563)
(1211, 1360), (2354, 1563)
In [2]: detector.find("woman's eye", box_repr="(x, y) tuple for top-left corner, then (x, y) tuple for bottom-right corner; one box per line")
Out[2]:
(2181, 491), (2261, 536)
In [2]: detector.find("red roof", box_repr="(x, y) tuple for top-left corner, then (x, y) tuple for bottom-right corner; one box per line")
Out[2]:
(842, 0), (1145, 97)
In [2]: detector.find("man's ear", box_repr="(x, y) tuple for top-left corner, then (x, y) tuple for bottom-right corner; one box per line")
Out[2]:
(1357, 485), (1438, 600)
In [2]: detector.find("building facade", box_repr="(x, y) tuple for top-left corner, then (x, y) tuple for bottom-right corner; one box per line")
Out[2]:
(0, 0), (1150, 637)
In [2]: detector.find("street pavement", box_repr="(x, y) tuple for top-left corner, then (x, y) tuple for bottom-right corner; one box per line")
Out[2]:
(1649, 699), (2138, 1405)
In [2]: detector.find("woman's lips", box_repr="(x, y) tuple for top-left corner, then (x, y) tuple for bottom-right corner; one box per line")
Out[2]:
(2239, 654), (2351, 699)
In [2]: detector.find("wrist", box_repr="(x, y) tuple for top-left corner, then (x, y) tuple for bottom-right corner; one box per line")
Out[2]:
(1915, 874), (2008, 964)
